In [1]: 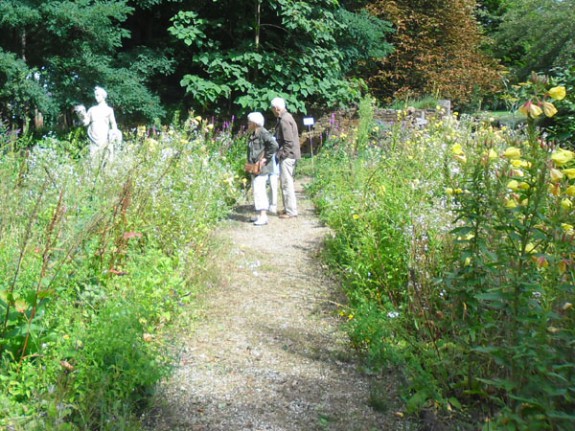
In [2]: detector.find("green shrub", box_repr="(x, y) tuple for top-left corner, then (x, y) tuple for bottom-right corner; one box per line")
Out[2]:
(0, 120), (241, 429)
(310, 92), (575, 429)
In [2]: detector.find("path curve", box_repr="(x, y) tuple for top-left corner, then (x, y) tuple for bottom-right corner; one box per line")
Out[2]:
(143, 179), (407, 431)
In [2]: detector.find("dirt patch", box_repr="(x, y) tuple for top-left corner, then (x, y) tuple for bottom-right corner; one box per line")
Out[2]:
(142, 178), (411, 431)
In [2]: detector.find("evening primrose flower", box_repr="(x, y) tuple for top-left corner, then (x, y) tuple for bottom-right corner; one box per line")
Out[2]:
(561, 198), (573, 210)
(550, 168), (564, 183)
(511, 159), (531, 168)
(549, 183), (561, 196)
(507, 180), (520, 191)
(451, 143), (464, 155)
(519, 101), (542, 118)
(519, 182), (530, 190)
(561, 223), (574, 233)
(566, 185), (575, 196)
(503, 147), (522, 159)
(455, 154), (467, 164)
(562, 168), (575, 179)
(551, 148), (575, 166)
(488, 149), (498, 160)
(505, 198), (518, 209)
(548, 86), (566, 101)
(542, 101), (558, 118)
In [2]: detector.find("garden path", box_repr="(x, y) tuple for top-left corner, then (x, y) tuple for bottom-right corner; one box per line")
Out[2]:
(143, 178), (408, 431)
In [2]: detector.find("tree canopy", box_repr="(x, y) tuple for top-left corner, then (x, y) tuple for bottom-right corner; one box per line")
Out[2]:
(492, 0), (575, 80)
(0, 0), (394, 130)
(1, 0), (573, 133)
(366, 0), (503, 107)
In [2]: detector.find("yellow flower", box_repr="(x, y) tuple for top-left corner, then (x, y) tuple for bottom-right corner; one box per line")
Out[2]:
(548, 86), (566, 101)
(518, 182), (530, 190)
(566, 185), (575, 196)
(511, 159), (531, 168)
(525, 243), (536, 253)
(561, 223), (574, 232)
(353, 214), (360, 220)
(511, 169), (524, 177)
(503, 147), (521, 159)
(507, 180), (520, 191)
(446, 187), (454, 195)
(505, 198), (518, 209)
(542, 101), (558, 118)
(550, 168), (564, 183)
(455, 154), (467, 164)
(529, 103), (543, 117)
(560, 198), (573, 210)
(464, 257), (471, 267)
(519, 101), (543, 118)
(551, 148), (575, 166)
(451, 143), (464, 155)
(488, 149), (498, 160)
(562, 168), (575, 179)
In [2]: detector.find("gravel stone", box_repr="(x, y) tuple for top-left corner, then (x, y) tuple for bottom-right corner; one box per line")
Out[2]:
(142, 178), (411, 431)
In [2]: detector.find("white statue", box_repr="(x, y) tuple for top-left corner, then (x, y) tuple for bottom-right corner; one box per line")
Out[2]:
(75, 86), (122, 163)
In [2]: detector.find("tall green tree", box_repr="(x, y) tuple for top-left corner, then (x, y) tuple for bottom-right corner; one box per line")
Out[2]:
(0, 0), (170, 130)
(493, 0), (575, 80)
(168, 0), (394, 116)
(366, 0), (503, 108)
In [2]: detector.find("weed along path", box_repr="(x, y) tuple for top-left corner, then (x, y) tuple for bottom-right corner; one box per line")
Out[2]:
(143, 178), (407, 431)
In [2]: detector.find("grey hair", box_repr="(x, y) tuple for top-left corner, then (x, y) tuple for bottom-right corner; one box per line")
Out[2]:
(271, 97), (286, 110)
(247, 112), (265, 127)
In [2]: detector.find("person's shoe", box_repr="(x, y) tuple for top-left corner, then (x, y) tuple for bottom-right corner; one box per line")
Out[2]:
(269, 205), (277, 215)
(279, 213), (297, 219)
(253, 217), (268, 226)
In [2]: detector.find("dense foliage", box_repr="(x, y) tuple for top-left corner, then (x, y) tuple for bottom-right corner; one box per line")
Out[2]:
(0, 0), (394, 131)
(0, 119), (241, 429)
(308, 89), (574, 429)
(492, 0), (575, 81)
(365, 0), (503, 108)
(0, 0), (169, 130)
(169, 0), (394, 116)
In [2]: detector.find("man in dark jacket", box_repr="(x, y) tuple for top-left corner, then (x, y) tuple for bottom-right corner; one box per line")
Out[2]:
(271, 97), (300, 218)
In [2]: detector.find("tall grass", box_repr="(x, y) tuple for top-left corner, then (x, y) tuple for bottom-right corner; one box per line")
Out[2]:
(308, 94), (575, 430)
(0, 118), (242, 430)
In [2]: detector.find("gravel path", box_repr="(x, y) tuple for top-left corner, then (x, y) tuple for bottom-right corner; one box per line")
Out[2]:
(143, 178), (409, 431)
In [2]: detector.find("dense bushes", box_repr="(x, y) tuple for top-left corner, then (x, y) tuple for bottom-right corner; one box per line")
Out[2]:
(308, 93), (574, 429)
(0, 118), (242, 429)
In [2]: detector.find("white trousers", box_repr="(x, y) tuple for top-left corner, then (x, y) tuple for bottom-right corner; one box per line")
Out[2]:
(252, 174), (269, 211)
(280, 158), (297, 216)
(268, 173), (278, 207)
